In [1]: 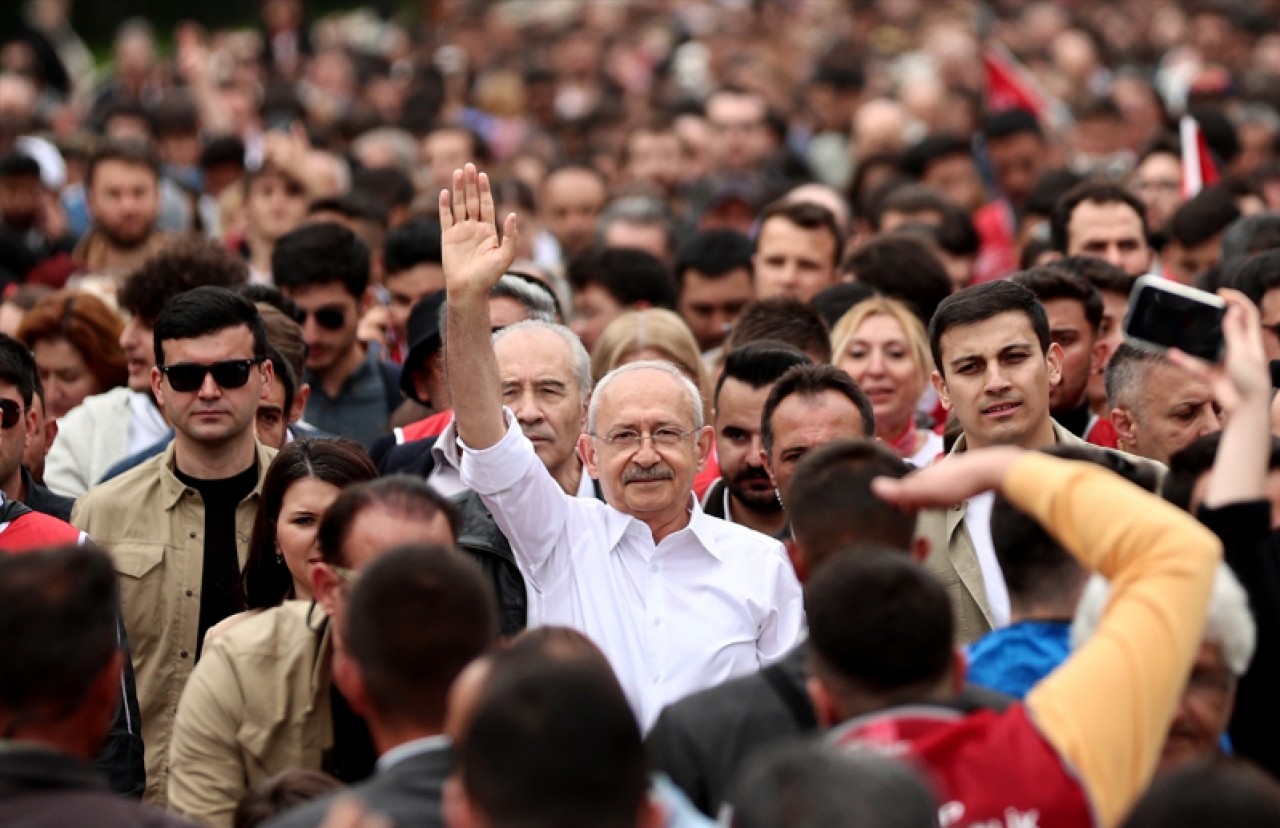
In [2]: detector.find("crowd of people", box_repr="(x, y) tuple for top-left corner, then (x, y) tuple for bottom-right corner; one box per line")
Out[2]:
(6, 0), (1280, 826)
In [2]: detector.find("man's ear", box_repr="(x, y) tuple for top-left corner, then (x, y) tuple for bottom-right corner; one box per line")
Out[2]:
(290, 383), (310, 424)
(1111, 406), (1137, 450)
(312, 562), (342, 617)
(21, 404), (37, 451)
(694, 424), (714, 472)
(1045, 342), (1064, 387)
(1090, 337), (1108, 378)
(258, 358), (275, 402)
(42, 417), (58, 454)
(931, 370), (951, 411)
(578, 434), (600, 480)
(806, 675), (842, 728)
(760, 447), (778, 489)
(443, 776), (481, 828)
(151, 365), (166, 409)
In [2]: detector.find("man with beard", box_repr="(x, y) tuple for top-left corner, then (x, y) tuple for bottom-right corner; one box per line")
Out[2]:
(0, 152), (74, 283)
(72, 138), (170, 278)
(702, 342), (811, 538)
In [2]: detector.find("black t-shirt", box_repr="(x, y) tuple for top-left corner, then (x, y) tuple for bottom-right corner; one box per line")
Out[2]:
(175, 462), (258, 659)
(327, 683), (377, 783)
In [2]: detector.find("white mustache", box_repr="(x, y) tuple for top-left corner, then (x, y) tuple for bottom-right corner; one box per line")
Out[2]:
(623, 466), (674, 483)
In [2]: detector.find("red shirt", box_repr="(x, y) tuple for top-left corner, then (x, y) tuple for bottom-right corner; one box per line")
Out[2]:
(0, 508), (85, 553)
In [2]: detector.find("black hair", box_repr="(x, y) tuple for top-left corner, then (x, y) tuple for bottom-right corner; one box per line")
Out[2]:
(0, 152), (41, 181)
(846, 152), (905, 218)
(566, 247), (677, 309)
(1022, 168), (1087, 221)
(0, 544), (120, 720)
(1221, 214), (1280, 261)
(715, 341), (812, 405)
(237, 283), (304, 324)
(118, 237), (249, 326)
(1168, 186), (1242, 248)
(725, 299), (832, 363)
(867, 183), (952, 233)
(842, 235), (953, 328)
(199, 135), (246, 171)
(1120, 758), (1280, 828)
(383, 218), (443, 275)
(1050, 180), (1149, 254)
(317, 475), (460, 566)
(756, 201), (844, 267)
(982, 108), (1043, 141)
(1163, 432), (1280, 512)
(307, 193), (389, 231)
(86, 137), (160, 189)
(785, 440), (914, 571)
(351, 166), (415, 212)
(1056, 255), (1136, 298)
(346, 544), (497, 728)
(674, 229), (755, 289)
(810, 282), (879, 329)
(264, 344), (295, 417)
(272, 222), (371, 299)
(1188, 105), (1240, 167)
(933, 204), (981, 257)
(1011, 265), (1105, 333)
(761, 364), (876, 458)
(153, 286), (267, 369)
(0, 332), (39, 407)
(806, 548), (954, 696)
(1232, 249), (1280, 307)
(899, 133), (973, 180)
(929, 280), (1051, 375)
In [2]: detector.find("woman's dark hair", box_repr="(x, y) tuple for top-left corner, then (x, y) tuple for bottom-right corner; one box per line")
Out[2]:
(242, 438), (378, 609)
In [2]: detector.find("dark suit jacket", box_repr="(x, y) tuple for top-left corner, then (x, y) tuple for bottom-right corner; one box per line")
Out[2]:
(21, 466), (75, 523)
(265, 744), (452, 828)
(0, 746), (193, 828)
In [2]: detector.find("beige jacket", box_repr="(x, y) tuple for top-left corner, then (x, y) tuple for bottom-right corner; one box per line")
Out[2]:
(70, 440), (276, 804)
(167, 601), (333, 828)
(916, 420), (1162, 645)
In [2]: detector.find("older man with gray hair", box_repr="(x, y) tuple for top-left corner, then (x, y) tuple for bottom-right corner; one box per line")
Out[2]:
(1106, 342), (1222, 464)
(442, 163), (803, 729)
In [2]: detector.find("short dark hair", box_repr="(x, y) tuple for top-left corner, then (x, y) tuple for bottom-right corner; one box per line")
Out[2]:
(841, 235), (952, 327)
(899, 133), (972, 180)
(1163, 432), (1280, 512)
(756, 201), (843, 267)
(868, 184), (952, 233)
(785, 440), (914, 571)
(1220, 214), (1280, 261)
(199, 135), (246, 172)
(118, 238), (249, 326)
(806, 548), (954, 696)
(1120, 758), (1280, 828)
(346, 544), (497, 728)
(1233, 249), (1280, 307)
(307, 193), (389, 232)
(351, 166), (415, 213)
(1057, 255), (1136, 298)
(272, 222), (371, 299)
(238, 284), (303, 324)
(234, 770), (342, 828)
(0, 333), (39, 407)
(726, 299), (831, 362)
(982, 108), (1043, 141)
(715, 341), (811, 405)
(810, 282), (879, 329)
(1169, 186), (1241, 248)
(1050, 180), (1149, 254)
(929, 280), (1050, 374)
(761, 364), (875, 458)
(86, 137), (160, 189)
(317, 475), (460, 566)
(244, 439), (378, 609)
(1011, 265), (1104, 332)
(0, 544), (120, 719)
(0, 152), (41, 180)
(674, 229), (755, 290)
(264, 344), (295, 415)
(1023, 168), (1087, 222)
(459, 648), (647, 828)
(382, 218), (442, 275)
(153, 286), (267, 369)
(566, 246), (677, 309)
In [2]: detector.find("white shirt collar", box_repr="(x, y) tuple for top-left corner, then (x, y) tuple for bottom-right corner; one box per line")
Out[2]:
(375, 734), (451, 772)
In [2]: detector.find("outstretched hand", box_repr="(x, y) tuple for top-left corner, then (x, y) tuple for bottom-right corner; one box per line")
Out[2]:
(871, 446), (1023, 513)
(441, 163), (519, 299)
(1166, 288), (1270, 416)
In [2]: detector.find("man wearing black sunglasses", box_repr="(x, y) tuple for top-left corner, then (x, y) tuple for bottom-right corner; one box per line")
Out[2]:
(72, 286), (277, 805)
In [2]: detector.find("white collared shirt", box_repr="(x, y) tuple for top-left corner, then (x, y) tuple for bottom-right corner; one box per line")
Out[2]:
(127, 391), (168, 454)
(458, 412), (805, 730)
(375, 734), (451, 773)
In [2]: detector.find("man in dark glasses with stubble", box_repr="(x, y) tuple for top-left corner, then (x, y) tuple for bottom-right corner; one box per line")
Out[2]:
(272, 221), (403, 446)
(72, 286), (278, 805)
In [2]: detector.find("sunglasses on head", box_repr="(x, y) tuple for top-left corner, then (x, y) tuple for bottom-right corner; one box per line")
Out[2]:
(0, 399), (21, 429)
(161, 358), (263, 393)
(299, 305), (347, 331)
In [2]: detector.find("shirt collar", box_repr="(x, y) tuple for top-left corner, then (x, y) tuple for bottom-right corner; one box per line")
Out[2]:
(376, 734), (451, 772)
(159, 440), (274, 510)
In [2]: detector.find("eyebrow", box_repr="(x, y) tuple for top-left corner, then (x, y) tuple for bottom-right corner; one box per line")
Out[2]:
(947, 342), (1033, 370)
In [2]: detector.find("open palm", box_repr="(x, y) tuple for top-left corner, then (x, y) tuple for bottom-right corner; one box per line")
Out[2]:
(440, 163), (519, 297)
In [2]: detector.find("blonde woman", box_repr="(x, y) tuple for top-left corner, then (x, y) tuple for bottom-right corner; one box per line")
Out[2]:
(832, 295), (943, 466)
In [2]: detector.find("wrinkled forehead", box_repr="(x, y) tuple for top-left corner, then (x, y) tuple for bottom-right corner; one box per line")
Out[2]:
(938, 310), (1041, 363)
(596, 369), (696, 429)
(494, 328), (580, 389)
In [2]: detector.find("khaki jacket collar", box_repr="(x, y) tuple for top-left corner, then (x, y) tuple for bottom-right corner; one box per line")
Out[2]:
(157, 439), (275, 511)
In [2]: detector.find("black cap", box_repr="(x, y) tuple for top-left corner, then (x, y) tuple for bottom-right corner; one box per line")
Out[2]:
(400, 290), (446, 405)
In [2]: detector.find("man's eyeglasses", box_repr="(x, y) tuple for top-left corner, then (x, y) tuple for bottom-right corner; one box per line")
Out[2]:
(161, 358), (263, 393)
(0, 399), (22, 429)
(592, 426), (694, 451)
(298, 305), (347, 331)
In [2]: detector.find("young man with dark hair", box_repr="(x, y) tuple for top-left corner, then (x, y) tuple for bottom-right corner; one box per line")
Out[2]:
(273, 221), (400, 445)
(1131, 136), (1183, 248)
(841, 235), (953, 327)
(705, 342), (811, 536)
(265, 544), (497, 828)
(1165, 186), (1241, 286)
(1011, 265), (1113, 446)
(566, 245), (678, 351)
(1050, 179), (1154, 277)
(381, 218), (445, 364)
(724, 298), (832, 364)
(0, 151), (74, 278)
(752, 200), (842, 303)
(536, 163), (608, 267)
(72, 286), (276, 804)
(981, 108), (1048, 212)
(74, 137), (169, 276)
(899, 133), (985, 214)
(0, 544), (193, 827)
(239, 161), (309, 284)
(0, 334), (75, 521)
(1234, 249), (1280, 362)
(674, 228), (756, 352)
(45, 238), (249, 498)
(168, 476), (459, 825)
(1064, 255), (1138, 418)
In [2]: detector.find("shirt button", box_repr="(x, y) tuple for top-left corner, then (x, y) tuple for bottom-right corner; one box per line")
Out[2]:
(189, 532), (197, 539)
(185, 590), (193, 597)
(650, 563), (659, 573)
(180, 651), (189, 659)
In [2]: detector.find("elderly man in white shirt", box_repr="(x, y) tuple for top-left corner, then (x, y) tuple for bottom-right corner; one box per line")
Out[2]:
(441, 164), (804, 729)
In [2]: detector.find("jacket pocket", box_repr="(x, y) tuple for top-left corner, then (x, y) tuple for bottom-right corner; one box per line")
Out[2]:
(111, 543), (168, 663)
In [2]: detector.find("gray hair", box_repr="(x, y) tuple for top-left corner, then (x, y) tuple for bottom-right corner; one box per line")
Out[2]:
(587, 359), (704, 435)
(1104, 341), (1165, 412)
(597, 195), (674, 240)
(492, 320), (593, 402)
(1070, 564), (1256, 677)
(490, 274), (558, 323)
(1220, 213), (1280, 262)
(350, 128), (419, 177)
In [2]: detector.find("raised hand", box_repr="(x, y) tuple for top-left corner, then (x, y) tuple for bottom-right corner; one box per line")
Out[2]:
(440, 163), (518, 300)
(871, 446), (1024, 512)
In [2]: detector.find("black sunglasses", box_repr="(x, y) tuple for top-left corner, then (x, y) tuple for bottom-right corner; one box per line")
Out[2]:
(0, 399), (20, 429)
(298, 305), (347, 331)
(161, 358), (263, 393)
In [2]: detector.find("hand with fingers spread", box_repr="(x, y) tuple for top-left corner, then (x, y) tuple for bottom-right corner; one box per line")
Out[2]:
(871, 446), (1024, 513)
(1166, 288), (1271, 417)
(440, 163), (519, 300)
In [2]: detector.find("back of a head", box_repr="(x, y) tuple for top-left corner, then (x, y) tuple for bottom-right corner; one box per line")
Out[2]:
(899, 133), (971, 180)
(0, 544), (119, 731)
(1120, 759), (1280, 828)
(566, 246), (677, 309)
(1232, 248), (1280, 307)
(1220, 213), (1280, 262)
(117, 236), (249, 325)
(458, 649), (648, 828)
(272, 221), (371, 299)
(345, 544), (497, 730)
(982, 108), (1043, 143)
(234, 769), (343, 828)
(1168, 187), (1241, 249)
(674, 228), (755, 288)
(1056, 255), (1135, 299)
(784, 440), (914, 571)
(317, 475), (460, 566)
(806, 548), (954, 698)
(841, 235), (952, 327)
(725, 742), (937, 828)
(1050, 180), (1148, 253)
(152, 286), (266, 369)
(726, 299), (831, 363)
(383, 217), (443, 275)
(257, 304), (306, 381)
(928, 280), (1049, 373)
(811, 282), (879, 329)
(715, 340), (811, 403)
